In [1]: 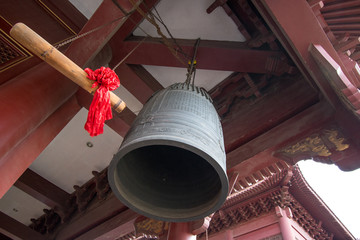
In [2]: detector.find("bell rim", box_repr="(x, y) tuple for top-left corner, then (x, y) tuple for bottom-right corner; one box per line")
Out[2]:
(108, 138), (229, 222)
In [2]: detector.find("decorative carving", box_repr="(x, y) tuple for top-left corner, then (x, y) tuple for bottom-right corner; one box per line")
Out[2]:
(200, 188), (332, 240)
(276, 129), (351, 165)
(210, 73), (269, 117)
(282, 135), (331, 157)
(0, 30), (31, 72)
(134, 216), (169, 238)
(324, 129), (349, 151)
(92, 170), (110, 200)
(261, 234), (283, 240)
(73, 184), (96, 212)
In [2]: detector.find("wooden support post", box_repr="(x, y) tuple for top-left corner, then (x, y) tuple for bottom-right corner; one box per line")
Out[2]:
(168, 222), (197, 240)
(10, 23), (126, 113)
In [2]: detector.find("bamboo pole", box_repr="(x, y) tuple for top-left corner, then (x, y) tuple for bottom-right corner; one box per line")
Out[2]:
(10, 22), (126, 113)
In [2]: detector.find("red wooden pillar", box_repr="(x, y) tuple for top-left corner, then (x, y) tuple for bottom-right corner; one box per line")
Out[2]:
(168, 222), (197, 240)
(275, 206), (296, 240)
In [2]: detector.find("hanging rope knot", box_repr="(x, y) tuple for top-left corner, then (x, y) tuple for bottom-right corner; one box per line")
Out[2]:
(84, 67), (120, 137)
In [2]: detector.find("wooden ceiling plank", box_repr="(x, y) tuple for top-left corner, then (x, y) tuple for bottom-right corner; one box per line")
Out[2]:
(322, 8), (360, 19)
(14, 169), (70, 209)
(326, 16), (360, 25)
(321, 0), (360, 13)
(226, 100), (335, 170)
(0, 211), (46, 240)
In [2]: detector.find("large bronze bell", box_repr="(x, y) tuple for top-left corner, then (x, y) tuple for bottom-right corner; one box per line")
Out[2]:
(108, 83), (228, 222)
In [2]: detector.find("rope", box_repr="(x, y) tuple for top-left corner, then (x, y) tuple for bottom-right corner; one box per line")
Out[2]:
(112, 37), (148, 71)
(128, 0), (188, 66)
(185, 38), (201, 85)
(147, 3), (190, 60)
(54, 15), (127, 49)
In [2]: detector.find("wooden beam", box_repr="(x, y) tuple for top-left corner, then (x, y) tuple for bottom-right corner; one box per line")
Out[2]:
(226, 100), (335, 170)
(65, 0), (139, 68)
(76, 208), (138, 240)
(0, 212), (46, 240)
(114, 63), (157, 104)
(14, 169), (70, 209)
(128, 64), (164, 92)
(0, 94), (80, 198)
(111, 38), (287, 74)
(51, 194), (128, 240)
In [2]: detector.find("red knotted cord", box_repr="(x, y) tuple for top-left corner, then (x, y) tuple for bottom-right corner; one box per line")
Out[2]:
(84, 67), (120, 137)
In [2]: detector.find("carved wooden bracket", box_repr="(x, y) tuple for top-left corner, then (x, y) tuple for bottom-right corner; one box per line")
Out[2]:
(190, 215), (213, 235)
(275, 128), (350, 165)
(134, 216), (169, 238)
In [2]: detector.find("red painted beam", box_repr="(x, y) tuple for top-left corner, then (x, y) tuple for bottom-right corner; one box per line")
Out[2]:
(65, 0), (138, 67)
(0, 211), (46, 240)
(114, 63), (157, 104)
(112, 38), (286, 73)
(0, 63), (76, 161)
(0, 95), (80, 197)
(14, 169), (70, 209)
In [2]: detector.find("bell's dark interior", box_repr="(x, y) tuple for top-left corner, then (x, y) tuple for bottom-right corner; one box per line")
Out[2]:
(114, 145), (221, 216)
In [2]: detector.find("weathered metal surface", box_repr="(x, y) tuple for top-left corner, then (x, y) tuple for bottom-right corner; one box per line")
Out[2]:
(108, 83), (228, 222)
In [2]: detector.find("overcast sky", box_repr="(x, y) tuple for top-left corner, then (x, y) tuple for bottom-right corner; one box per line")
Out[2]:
(298, 160), (360, 238)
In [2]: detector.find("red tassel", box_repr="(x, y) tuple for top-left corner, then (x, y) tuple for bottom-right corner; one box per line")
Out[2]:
(84, 67), (120, 136)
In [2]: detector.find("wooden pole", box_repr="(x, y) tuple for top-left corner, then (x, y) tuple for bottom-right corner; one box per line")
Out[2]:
(10, 22), (126, 113)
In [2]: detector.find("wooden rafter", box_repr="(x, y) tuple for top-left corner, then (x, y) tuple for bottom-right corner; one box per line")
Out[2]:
(0, 212), (46, 240)
(14, 169), (70, 209)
